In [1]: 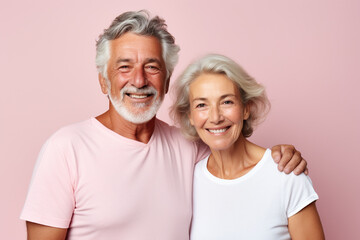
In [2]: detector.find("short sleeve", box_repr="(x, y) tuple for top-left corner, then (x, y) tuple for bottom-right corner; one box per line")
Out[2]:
(284, 173), (319, 218)
(20, 136), (76, 228)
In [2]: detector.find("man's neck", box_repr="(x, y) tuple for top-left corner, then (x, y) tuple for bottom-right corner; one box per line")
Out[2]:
(96, 108), (156, 144)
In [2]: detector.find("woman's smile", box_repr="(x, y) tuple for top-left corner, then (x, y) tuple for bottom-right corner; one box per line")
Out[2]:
(188, 73), (249, 151)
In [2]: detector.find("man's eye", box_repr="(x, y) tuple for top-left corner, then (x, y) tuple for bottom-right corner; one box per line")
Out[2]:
(145, 65), (160, 73)
(118, 65), (130, 70)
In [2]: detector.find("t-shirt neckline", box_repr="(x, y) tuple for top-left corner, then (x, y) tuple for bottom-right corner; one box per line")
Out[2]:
(90, 117), (157, 147)
(202, 148), (271, 184)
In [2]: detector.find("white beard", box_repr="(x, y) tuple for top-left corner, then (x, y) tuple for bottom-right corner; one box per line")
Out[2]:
(107, 84), (163, 124)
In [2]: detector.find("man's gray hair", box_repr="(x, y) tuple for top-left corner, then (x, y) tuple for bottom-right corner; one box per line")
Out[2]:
(170, 54), (271, 140)
(95, 10), (180, 81)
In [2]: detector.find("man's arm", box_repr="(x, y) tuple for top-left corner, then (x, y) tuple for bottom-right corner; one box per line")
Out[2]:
(22, 137), (75, 239)
(26, 222), (67, 240)
(271, 145), (308, 175)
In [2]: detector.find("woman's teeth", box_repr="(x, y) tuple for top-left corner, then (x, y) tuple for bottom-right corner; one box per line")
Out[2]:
(208, 128), (228, 133)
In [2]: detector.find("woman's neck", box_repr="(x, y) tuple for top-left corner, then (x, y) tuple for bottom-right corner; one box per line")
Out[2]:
(207, 136), (265, 180)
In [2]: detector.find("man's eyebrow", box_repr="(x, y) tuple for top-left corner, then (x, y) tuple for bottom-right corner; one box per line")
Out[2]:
(115, 58), (162, 65)
(145, 58), (162, 65)
(115, 58), (133, 64)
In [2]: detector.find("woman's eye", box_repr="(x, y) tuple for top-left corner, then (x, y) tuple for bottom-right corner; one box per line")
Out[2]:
(196, 103), (206, 108)
(223, 100), (233, 105)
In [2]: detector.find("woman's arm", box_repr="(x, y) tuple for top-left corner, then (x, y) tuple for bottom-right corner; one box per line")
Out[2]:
(26, 222), (68, 240)
(288, 202), (325, 240)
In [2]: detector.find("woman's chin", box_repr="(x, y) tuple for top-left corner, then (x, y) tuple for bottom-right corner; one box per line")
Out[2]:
(205, 141), (234, 152)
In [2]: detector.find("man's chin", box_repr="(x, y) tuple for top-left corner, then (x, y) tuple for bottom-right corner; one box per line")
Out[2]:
(119, 111), (157, 124)
(109, 94), (163, 124)
(114, 103), (162, 124)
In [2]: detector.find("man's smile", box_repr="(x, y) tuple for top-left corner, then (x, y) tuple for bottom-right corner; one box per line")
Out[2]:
(126, 93), (154, 99)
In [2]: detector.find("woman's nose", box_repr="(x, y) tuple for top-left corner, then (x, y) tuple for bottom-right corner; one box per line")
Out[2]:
(209, 106), (224, 124)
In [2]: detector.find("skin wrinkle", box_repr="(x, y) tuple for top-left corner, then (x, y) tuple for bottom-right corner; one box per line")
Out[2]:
(102, 33), (166, 125)
(188, 73), (262, 179)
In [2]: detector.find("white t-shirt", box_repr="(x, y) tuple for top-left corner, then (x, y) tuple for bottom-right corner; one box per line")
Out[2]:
(190, 149), (318, 240)
(21, 118), (208, 240)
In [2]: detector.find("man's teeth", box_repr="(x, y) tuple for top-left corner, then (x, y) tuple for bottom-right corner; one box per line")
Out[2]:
(129, 94), (148, 99)
(208, 128), (228, 133)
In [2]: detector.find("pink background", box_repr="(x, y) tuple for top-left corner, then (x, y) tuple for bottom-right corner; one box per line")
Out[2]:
(1, 0), (359, 239)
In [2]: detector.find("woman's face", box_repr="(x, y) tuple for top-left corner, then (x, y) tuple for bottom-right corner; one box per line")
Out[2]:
(188, 73), (250, 151)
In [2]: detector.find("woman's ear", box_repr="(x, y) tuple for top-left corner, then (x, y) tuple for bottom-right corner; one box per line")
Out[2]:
(99, 73), (108, 94)
(243, 103), (251, 120)
(188, 113), (194, 126)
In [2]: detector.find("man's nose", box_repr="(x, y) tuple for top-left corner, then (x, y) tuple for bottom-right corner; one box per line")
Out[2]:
(209, 106), (224, 124)
(130, 66), (148, 88)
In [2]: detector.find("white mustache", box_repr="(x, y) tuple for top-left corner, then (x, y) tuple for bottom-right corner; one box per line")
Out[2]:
(120, 86), (158, 97)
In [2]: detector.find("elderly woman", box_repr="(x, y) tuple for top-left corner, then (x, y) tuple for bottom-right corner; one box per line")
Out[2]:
(171, 54), (324, 239)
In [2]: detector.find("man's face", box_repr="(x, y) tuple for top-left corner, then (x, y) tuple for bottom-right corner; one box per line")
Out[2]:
(100, 32), (167, 123)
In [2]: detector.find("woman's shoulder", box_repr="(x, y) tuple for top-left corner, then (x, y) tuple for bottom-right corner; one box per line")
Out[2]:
(260, 149), (315, 189)
(246, 140), (267, 162)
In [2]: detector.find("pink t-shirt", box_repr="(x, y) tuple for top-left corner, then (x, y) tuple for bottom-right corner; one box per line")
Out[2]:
(21, 118), (209, 240)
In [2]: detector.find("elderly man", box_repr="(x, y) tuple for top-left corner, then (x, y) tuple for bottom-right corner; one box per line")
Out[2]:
(21, 11), (307, 240)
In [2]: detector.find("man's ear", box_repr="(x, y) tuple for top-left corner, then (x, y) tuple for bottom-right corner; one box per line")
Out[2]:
(164, 77), (170, 94)
(99, 73), (108, 94)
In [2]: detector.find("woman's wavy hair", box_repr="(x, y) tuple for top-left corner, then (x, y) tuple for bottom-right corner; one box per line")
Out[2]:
(170, 54), (270, 141)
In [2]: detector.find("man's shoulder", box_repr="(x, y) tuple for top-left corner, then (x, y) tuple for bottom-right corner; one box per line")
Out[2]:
(46, 118), (94, 145)
(155, 118), (181, 134)
(155, 118), (194, 144)
(34, 118), (95, 164)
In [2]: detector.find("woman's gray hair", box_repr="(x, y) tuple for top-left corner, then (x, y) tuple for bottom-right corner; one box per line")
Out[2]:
(170, 54), (270, 140)
(95, 10), (180, 82)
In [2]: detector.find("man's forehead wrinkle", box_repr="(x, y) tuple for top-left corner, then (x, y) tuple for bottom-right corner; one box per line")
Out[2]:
(115, 58), (133, 64)
(145, 58), (162, 65)
(114, 57), (162, 65)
